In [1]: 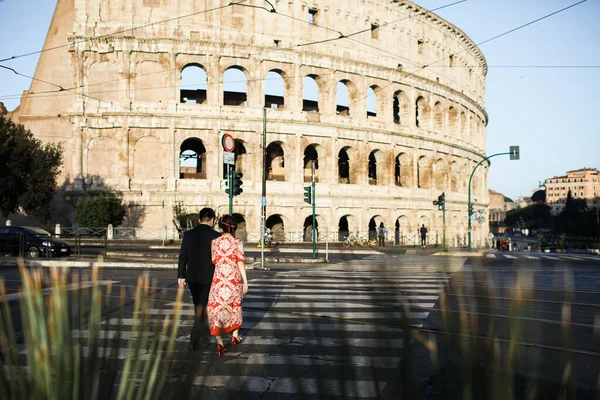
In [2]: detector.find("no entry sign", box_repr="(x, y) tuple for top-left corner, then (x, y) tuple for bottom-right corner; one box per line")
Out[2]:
(222, 133), (235, 152)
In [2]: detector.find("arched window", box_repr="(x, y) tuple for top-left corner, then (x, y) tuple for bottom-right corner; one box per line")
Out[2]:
(266, 142), (285, 181)
(336, 81), (351, 116)
(180, 64), (207, 104)
(368, 150), (383, 185)
(448, 107), (458, 136)
(367, 86), (378, 118)
(416, 96), (430, 128)
(433, 102), (444, 131)
(395, 153), (411, 187)
(417, 156), (431, 188)
(460, 112), (467, 136)
(234, 139), (247, 176)
(303, 75), (319, 112)
(179, 138), (206, 179)
(223, 67), (247, 106)
(393, 91), (409, 124)
(265, 70), (285, 109)
(338, 148), (350, 184)
(303, 145), (319, 183)
(434, 158), (446, 190)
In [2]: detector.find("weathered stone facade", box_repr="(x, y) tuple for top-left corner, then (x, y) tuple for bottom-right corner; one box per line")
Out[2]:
(11, 0), (490, 244)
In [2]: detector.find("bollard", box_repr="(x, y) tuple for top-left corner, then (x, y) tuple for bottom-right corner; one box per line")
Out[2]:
(6, 220), (11, 226)
(107, 224), (114, 240)
(55, 223), (61, 238)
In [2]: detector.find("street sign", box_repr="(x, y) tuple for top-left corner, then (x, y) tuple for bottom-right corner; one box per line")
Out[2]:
(223, 151), (234, 165)
(222, 133), (235, 152)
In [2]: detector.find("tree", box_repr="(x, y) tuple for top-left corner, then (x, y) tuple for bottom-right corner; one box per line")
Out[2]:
(531, 189), (546, 204)
(75, 195), (126, 227)
(0, 116), (63, 220)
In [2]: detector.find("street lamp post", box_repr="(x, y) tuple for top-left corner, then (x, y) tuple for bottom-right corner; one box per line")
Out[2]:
(468, 146), (520, 251)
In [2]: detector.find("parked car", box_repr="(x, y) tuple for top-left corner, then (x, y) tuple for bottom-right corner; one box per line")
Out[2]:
(0, 226), (71, 258)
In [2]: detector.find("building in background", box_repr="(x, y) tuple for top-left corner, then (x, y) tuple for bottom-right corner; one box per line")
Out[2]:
(488, 189), (515, 234)
(545, 168), (599, 215)
(8, 0), (489, 244)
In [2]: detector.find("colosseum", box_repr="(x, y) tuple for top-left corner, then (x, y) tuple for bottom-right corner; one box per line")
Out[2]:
(10, 0), (490, 246)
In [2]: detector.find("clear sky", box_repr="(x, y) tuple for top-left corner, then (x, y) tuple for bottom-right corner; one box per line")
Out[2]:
(1, 0), (598, 201)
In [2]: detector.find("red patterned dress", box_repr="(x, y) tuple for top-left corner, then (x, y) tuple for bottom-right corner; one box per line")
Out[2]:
(207, 235), (245, 336)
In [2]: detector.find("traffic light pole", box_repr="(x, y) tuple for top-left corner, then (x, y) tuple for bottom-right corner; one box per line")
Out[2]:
(311, 161), (316, 259)
(442, 199), (447, 252)
(228, 165), (233, 215)
(467, 151), (511, 251)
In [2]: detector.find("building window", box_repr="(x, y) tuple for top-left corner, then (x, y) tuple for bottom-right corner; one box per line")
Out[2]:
(418, 39), (424, 55)
(273, 39), (280, 48)
(449, 54), (454, 67)
(308, 9), (317, 24)
(371, 24), (379, 39)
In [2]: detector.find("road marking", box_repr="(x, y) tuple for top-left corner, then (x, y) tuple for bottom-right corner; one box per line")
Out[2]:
(486, 254), (496, 258)
(1, 280), (118, 302)
(503, 255), (517, 259)
(524, 256), (539, 260)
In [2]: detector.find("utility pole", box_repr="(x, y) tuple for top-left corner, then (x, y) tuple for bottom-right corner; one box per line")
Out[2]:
(311, 161), (316, 259)
(468, 146), (520, 251)
(260, 108), (267, 269)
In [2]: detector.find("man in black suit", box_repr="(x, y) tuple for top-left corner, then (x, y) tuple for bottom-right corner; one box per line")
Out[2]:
(177, 207), (221, 351)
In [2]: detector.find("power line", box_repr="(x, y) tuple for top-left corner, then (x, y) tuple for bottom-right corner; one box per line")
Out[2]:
(0, 0), (248, 63)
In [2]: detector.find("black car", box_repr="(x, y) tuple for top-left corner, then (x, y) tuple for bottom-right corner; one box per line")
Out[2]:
(0, 226), (71, 258)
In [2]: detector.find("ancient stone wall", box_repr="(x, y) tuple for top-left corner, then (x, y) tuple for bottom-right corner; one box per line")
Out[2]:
(11, 0), (491, 245)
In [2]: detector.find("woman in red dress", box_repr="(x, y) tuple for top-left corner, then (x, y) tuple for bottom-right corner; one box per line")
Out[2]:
(207, 214), (248, 356)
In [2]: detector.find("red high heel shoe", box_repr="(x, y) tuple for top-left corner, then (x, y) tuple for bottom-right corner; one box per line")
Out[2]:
(217, 344), (227, 356)
(231, 336), (242, 345)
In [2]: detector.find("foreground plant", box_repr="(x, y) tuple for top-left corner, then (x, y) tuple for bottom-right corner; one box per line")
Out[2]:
(0, 264), (185, 400)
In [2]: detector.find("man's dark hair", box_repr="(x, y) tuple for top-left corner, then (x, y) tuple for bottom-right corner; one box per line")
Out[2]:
(198, 207), (216, 222)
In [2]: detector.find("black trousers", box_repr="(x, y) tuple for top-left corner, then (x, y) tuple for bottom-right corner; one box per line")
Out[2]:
(187, 282), (211, 346)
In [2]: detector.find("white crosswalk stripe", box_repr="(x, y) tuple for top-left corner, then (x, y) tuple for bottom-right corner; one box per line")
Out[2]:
(487, 253), (599, 261)
(17, 269), (451, 398)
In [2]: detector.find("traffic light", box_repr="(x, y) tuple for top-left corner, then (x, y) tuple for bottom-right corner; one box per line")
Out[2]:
(233, 172), (243, 196)
(433, 192), (445, 210)
(303, 186), (312, 204)
(468, 203), (474, 216)
(225, 174), (231, 195)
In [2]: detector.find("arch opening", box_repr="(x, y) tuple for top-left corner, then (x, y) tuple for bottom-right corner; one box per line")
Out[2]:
(265, 70), (285, 109)
(302, 75), (319, 112)
(223, 67), (247, 106)
(336, 81), (351, 116)
(367, 86), (378, 118)
(232, 213), (247, 242)
(266, 215), (285, 243)
(303, 145), (319, 183)
(180, 64), (207, 104)
(338, 148), (351, 184)
(179, 138), (206, 179)
(266, 142), (285, 181)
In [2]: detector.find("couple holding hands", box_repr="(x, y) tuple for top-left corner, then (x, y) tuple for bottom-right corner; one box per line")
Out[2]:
(177, 208), (248, 356)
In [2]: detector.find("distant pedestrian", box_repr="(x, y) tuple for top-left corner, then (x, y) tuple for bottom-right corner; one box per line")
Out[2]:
(377, 222), (387, 248)
(207, 214), (249, 356)
(177, 207), (221, 352)
(420, 224), (428, 248)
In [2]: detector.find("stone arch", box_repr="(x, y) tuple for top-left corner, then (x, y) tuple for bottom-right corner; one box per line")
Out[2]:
(393, 90), (410, 125)
(86, 137), (118, 177)
(448, 106), (458, 136)
(433, 101), (444, 132)
(180, 63), (207, 104)
(232, 213), (247, 242)
(133, 136), (168, 179)
(234, 139), (248, 176)
(368, 215), (384, 240)
(395, 215), (411, 244)
(336, 79), (357, 116)
(367, 85), (382, 118)
(134, 60), (167, 103)
(338, 214), (358, 240)
(223, 66), (248, 106)
(368, 149), (384, 186)
(87, 61), (120, 103)
(303, 75), (321, 112)
(434, 157), (447, 190)
(266, 214), (287, 243)
(303, 214), (324, 242)
(416, 96), (431, 128)
(179, 138), (206, 179)
(417, 156), (432, 189)
(338, 146), (356, 184)
(450, 160), (460, 192)
(418, 215), (431, 233)
(459, 111), (467, 136)
(264, 69), (286, 109)
(266, 141), (285, 181)
(303, 144), (320, 183)
(395, 152), (412, 187)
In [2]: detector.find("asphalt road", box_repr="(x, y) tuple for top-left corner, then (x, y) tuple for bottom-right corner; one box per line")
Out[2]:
(1, 252), (598, 399)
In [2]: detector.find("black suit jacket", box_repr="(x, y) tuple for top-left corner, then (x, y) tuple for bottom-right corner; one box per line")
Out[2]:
(178, 224), (221, 283)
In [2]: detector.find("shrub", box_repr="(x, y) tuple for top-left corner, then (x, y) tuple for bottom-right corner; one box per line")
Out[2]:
(75, 195), (126, 227)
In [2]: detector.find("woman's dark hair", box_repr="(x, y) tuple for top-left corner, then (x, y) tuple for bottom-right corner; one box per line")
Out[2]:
(218, 214), (237, 234)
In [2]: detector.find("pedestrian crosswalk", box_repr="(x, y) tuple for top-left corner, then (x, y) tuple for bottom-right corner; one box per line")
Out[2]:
(486, 253), (599, 261)
(13, 268), (451, 398)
